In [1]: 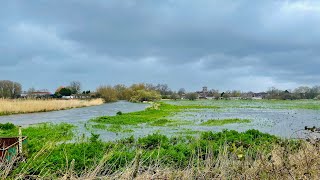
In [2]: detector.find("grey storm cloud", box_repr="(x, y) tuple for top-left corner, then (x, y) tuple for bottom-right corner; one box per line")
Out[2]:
(0, 0), (320, 92)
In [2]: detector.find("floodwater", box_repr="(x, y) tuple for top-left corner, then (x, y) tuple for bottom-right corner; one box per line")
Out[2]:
(169, 108), (320, 138)
(0, 101), (149, 126)
(91, 107), (320, 141)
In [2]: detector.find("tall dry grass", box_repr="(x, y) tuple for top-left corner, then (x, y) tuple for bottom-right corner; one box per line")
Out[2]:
(77, 141), (320, 179)
(0, 98), (104, 115)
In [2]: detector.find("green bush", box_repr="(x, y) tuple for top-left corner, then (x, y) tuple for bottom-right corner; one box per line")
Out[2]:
(0, 122), (15, 130)
(116, 111), (123, 115)
(137, 133), (169, 149)
(58, 88), (72, 96)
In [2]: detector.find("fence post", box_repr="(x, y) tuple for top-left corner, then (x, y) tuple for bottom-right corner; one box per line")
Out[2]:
(19, 126), (22, 154)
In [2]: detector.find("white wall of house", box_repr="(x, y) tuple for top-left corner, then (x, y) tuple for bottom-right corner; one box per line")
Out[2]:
(62, 96), (74, 99)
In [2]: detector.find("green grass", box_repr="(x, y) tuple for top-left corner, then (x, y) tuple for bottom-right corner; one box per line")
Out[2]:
(0, 123), (74, 154)
(91, 102), (219, 125)
(201, 119), (251, 126)
(92, 123), (107, 129)
(8, 129), (282, 177)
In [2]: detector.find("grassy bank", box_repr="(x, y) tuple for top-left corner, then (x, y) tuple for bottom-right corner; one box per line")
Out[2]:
(91, 102), (218, 127)
(0, 98), (104, 116)
(1, 123), (319, 179)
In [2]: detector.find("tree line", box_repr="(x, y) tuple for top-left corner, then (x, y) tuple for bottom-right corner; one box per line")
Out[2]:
(2, 79), (320, 101)
(96, 83), (161, 103)
(265, 86), (320, 100)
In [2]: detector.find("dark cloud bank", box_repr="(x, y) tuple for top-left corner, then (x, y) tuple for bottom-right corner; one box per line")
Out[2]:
(1, 0), (319, 92)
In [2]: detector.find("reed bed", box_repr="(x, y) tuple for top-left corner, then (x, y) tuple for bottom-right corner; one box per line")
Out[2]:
(0, 98), (104, 115)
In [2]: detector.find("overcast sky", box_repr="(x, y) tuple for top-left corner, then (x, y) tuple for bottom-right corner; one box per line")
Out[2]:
(1, 0), (320, 92)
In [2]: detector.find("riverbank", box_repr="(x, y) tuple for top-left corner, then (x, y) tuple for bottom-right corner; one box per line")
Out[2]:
(0, 98), (104, 116)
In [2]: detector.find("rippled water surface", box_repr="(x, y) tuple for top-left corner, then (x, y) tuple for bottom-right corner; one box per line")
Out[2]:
(169, 108), (320, 138)
(0, 101), (149, 126)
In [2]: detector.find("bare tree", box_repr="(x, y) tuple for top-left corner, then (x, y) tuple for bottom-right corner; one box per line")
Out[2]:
(155, 84), (172, 95)
(0, 80), (22, 98)
(145, 83), (156, 91)
(178, 88), (186, 97)
(27, 87), (36, 95)
(69, 81), (81, 94)
(185, 93), (198, 100)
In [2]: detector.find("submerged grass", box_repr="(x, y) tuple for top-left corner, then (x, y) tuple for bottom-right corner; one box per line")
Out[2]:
(177, 128), (201, 135)
(89, 123), (134, 133)
(149, 118), (194, 126)
(107, 124), (134, 133)
(201, 118), (251, 126)
(149, 119), (172, 126)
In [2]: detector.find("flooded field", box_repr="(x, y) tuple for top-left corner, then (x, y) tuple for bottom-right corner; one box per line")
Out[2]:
(1, 100), (319, 141)
(87, 100), (320, 141)
(170, 108), (320, 138)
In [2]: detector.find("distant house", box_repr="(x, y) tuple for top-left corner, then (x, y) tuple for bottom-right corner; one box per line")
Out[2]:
(206, 96), (215, 100)
(23, 91), (52, 99)
(229, 97), (241, 100)
(62, 96), (74, 99)
(20, 91), (28, 98)
(253, 92), (268, 99)
(180, 93), (186, 99)
(241, 92), (253, 99)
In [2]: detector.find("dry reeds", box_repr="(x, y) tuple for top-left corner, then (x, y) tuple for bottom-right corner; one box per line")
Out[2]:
(102, 141), (320, 180)
(0, 98), (104, 115)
